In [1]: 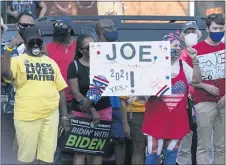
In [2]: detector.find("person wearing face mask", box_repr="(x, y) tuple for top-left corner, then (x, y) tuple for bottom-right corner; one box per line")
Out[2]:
(2, 13), (35, 60)
(1, 13), (36, 162)
(95, 19), (128, 165)
(67, 34), (112, 165)
(180, 21), (202, 59)
(1, 26), (69, 164)
(141, 31), (202, 165)
(182, 13), (225, 165)
(68, 19), (125, 165)
(178, 21), (215, 165)
(81, 19), (118, 111)
(46, 17), (76, 112)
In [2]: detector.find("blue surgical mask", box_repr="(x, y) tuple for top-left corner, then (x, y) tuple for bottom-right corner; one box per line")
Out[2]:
(103, 30), (118, 42)
(209, 31), (225, 43)
(171, 48), (181, 61)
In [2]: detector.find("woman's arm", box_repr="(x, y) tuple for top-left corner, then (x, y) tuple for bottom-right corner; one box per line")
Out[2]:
(120, 98), (130, 138)
(7, 8), (19, 19)
(68, 78), (86, 101)
(2, 38), (22, 80)
(38, 1), (47, 18)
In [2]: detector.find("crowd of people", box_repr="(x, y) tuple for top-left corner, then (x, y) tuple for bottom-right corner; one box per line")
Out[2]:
(1, 12), (225, 165)
(6, 1), (123, 23)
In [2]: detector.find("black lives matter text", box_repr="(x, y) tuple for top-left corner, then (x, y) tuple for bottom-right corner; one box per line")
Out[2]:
(25, 63), (55, 81)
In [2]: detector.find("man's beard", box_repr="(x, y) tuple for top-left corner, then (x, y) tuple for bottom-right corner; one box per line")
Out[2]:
(53, 33), (71, 44)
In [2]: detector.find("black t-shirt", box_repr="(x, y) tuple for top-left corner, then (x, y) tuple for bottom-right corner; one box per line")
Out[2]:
(67, 59), (111, 111)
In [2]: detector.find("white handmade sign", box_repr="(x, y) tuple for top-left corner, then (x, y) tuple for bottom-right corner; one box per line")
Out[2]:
(89, 41), (172, 96)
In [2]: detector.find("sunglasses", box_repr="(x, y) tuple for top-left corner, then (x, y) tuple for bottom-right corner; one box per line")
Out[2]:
(81, 45), (89, 52)
(54, 22), (69, 29)
(18, 23), (35, 28)
(28, 39), (43, 47)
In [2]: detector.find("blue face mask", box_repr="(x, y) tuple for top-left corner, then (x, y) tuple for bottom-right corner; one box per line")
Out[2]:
(209, 31), (225, 42)
(171, 48), (181, 61)
(103, 30), (118, 42)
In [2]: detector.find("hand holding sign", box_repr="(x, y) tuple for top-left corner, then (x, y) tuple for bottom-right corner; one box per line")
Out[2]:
(90, 107), (100, 125)
(86, 75), (109, 104)
(187, 47), (197, 59)
(127, 96), (138, 103)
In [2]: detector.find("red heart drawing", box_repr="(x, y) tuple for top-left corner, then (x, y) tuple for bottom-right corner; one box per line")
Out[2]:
(165, 56), (169, 60)
(97, 50), (100, 55)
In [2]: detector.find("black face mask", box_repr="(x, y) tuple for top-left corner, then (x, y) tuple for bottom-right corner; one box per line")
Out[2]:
(18, 23), (35, 39)
(53, 27), (70, 43)
(53, 27), (68, 36)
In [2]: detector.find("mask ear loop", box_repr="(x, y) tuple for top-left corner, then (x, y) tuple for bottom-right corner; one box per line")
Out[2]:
(17, 25), (22, 36)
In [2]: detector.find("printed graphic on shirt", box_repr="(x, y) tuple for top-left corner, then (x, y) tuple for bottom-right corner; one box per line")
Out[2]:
(162, 80), (186, 111)
(172, 80), (186, 94)
(197, 50), (225, 80)
(24, 61), (55, 81)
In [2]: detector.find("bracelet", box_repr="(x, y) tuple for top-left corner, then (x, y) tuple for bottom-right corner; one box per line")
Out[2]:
(61, 116), (69, 120)
(193, 62), (199, 65)
(5, 46), (13, 52)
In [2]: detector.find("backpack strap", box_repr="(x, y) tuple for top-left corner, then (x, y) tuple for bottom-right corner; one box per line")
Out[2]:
(74, 60), (78, 73)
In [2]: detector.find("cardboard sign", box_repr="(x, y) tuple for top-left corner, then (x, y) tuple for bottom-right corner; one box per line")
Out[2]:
(197, 49), (225, 80)
(90, 41), (171, 96)
(61, 117), (111, 156)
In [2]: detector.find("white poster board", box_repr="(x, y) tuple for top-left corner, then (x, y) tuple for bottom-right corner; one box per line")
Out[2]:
(89, 41), (171, 96)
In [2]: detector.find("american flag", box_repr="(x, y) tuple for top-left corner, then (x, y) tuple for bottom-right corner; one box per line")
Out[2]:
(86, 75), (109, 104)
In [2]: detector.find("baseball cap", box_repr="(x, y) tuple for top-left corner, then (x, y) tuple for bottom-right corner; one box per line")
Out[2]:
(182, 21), (199, 33)
(53, 17), (74, 35)
(1, 17), (8, 32)
(23, 26), (43, 43)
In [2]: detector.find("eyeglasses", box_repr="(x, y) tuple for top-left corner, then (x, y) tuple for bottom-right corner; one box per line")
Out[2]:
(101, 26), (117, 31)
(28, 39), (43, 47)
(53, 22), (69, 29)
(208, 13), (224, 19)
(81, 45), (89, 52)
(18, 23), (35, 28)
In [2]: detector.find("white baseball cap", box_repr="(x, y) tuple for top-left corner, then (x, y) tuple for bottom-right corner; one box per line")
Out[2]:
(1, 17), (8, 32)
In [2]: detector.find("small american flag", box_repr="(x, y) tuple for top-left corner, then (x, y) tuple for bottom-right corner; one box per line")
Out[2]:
(86, 75), (109, 104)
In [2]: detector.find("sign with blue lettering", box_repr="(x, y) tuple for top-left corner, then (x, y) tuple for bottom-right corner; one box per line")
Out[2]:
(89, 41), (172, 96)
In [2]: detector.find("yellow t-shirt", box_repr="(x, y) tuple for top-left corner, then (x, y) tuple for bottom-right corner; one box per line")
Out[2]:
(4, 54), (67, 121)
(120, 96), (145, 112)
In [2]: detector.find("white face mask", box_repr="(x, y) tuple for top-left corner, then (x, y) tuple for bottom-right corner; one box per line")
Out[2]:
(184, 33), (198, 46)
(31, 48), (41, 56)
